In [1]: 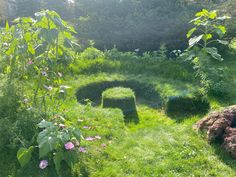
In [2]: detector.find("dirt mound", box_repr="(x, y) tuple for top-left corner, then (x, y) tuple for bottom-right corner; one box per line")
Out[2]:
(194, 105), (236, 158)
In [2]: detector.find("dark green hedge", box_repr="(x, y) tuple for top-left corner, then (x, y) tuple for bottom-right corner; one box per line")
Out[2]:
(165, 94), (210, 116)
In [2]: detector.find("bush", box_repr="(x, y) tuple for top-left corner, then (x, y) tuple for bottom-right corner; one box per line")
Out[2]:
(71, 58), (120, 74)
(79, 47), (105, 60)
(0, 80), (39, 151)
(165, 92), (210, 116)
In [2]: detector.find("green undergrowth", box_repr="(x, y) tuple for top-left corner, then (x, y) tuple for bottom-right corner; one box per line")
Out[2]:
(71, 48), (194, 82)
(0, 100), (125, 177)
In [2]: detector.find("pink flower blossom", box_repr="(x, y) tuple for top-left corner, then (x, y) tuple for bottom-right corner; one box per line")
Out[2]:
(28, 60), (33, 65)
(79, 147), (87, 153)
(41, 71), (47, 76)
(65, 142), (75, 150)
(39, 160), (48, 169)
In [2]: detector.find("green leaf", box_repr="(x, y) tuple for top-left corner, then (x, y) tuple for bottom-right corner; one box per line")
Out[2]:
(203, 34), (212, 41)
(217, 39), (229, 45)
(6, 21), (9, 32)
(189, 17), (201, 23)
(64, 38), (73, 48)
(38, 135), (58, 158)
(206, 47), (223, 61)
(28, 44), (35, 55)
(73, 129), (81, 140)
(208, 11), (217, 19)
(53, 151), (64, 175)
(64, 151), (77, 168)
(187, 28), (196, 38)
(58, 131), (70, 143)
(217, 25), (226, 34)
(24, 32), (31, 42)
(185, 53), (196, 61)
(196, 9), (209, 17)
(38, 120), (54, 128)
(21, 17), (35, 24)
(17, 146), (34, 167)
(189, 35), (203, 47)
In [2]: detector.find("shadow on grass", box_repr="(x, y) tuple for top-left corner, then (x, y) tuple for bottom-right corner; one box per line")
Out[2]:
(166, 113), (206, 123)
(124, 111), (139, 124)
(212, 143), (236, 169)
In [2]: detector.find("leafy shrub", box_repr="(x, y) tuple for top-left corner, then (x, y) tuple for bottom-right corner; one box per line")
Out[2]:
(0, 10), (81, 175)
(79, 47), (105, 60)
(17, 119), (81, 176)
(181, 9), (230, 95)
(72, 58), (120, 74)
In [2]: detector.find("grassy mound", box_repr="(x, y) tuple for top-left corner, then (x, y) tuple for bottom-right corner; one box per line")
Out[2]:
(102, 87), (138, 121)
(165, 93), (210, 117)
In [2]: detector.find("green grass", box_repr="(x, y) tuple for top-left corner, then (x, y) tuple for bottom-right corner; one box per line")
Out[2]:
(2, 50), (236, 176)
(64, 70), (236, 176)
(102, 87), (135, 99)
(72, 105), (236, 176)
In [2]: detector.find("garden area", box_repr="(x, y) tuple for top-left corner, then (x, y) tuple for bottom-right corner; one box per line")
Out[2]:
(1, 0), (236, 177)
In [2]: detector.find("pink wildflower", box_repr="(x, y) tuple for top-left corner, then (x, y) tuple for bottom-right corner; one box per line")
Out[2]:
(28, 60), (33, 65)
(41, 71), (47, 76)
(83, 126), (91, 129)
(79, 147), (87, 153)
(39, 160), (48, 169)
(65, 142), (75, 150)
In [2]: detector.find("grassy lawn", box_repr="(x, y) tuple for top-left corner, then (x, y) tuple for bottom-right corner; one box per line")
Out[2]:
(1, 52), (236, 177)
